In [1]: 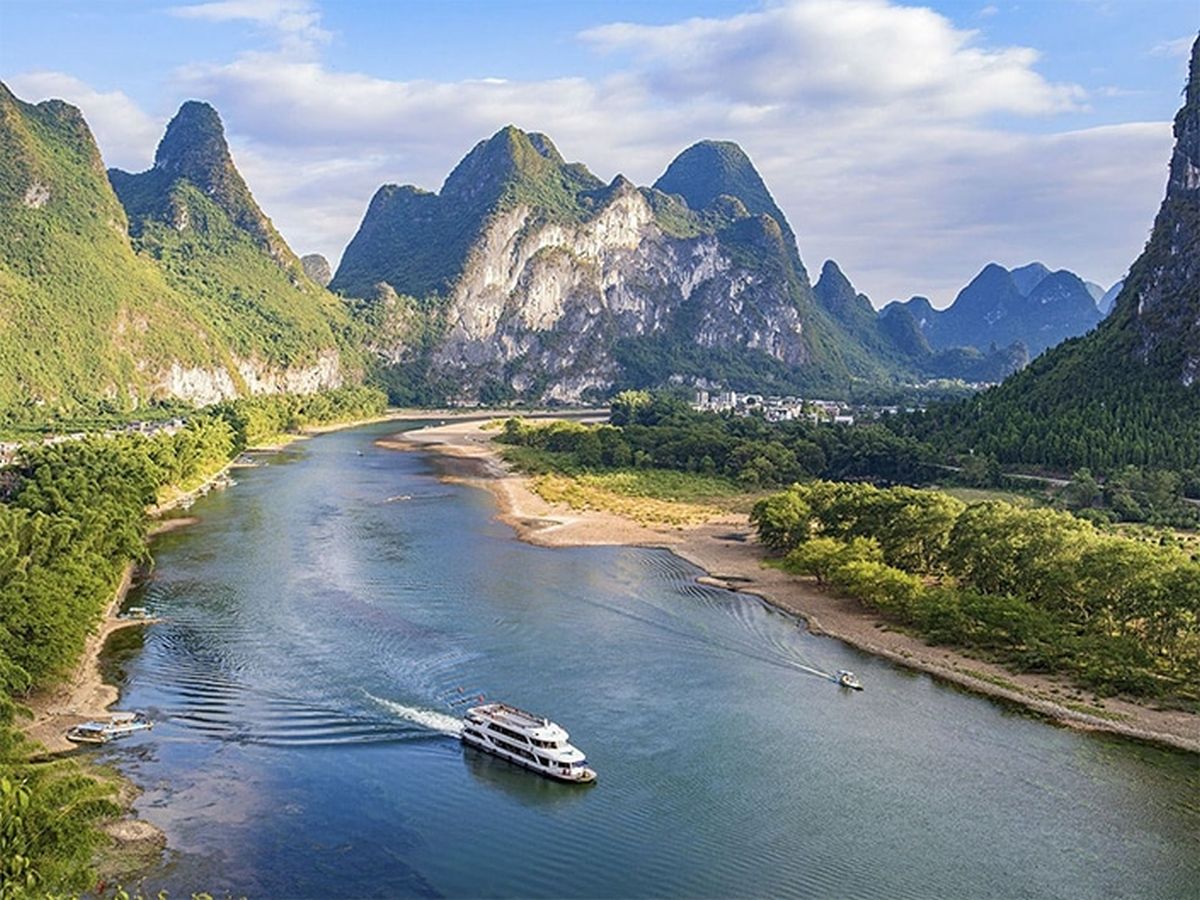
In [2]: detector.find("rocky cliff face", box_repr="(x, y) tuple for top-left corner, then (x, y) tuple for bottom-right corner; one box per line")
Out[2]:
(336, 127), (883, 403)
(1123, 35), (1200, 385)
(302, 253), (333, 286)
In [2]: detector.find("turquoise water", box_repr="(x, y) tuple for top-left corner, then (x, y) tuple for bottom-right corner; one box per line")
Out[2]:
(100, 423), (1199, 898)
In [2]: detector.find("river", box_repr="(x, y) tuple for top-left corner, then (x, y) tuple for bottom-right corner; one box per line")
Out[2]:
(98, 423), (1199, 898)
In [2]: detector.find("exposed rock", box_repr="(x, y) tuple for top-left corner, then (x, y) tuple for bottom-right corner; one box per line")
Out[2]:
(152, 362), (239, 406)
(236, 350), (343, 395)
(22, 180), (49, 208)
(1126, 34), (1200, 384)
(302, 253), (333, 286)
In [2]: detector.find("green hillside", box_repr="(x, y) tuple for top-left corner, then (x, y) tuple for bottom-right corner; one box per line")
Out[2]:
(109, 101), (359, 369)
(0, 83), (224, 411)
(0, 85), (361, 420)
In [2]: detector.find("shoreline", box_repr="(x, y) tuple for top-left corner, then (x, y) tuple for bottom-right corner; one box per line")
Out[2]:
(18, 407), (409, 747)
(21, 563), (143, 755)
(16, 449), (253, 881)
(383, 419), (1200, 755)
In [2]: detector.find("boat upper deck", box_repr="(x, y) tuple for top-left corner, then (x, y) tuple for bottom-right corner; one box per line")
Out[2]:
(468, 703), (569, 741)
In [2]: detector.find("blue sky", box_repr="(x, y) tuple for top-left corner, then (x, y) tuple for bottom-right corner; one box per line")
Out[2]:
(1, 0), (1195, 304)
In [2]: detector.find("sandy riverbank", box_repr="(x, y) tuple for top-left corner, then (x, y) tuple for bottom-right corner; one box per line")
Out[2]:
(20, 564), (146, 755)
(383, 418), (1200, 755)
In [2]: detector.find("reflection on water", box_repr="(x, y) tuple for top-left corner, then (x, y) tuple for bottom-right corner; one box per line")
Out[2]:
(94, 423), (1200, 899)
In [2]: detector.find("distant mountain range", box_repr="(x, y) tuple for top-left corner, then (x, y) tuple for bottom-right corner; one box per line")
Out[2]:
(881, 261), (1116, 358)
(920, 34), (1200, 472)
(811, 260), (1031, 383)
(335, 124), (1117, 402)
(0, 77), (1145, 415)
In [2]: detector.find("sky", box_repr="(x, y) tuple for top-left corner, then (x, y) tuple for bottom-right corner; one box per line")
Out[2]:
(1, 0), (1195, 306)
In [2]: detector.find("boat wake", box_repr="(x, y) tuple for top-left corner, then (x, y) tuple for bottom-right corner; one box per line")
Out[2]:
(364, 691), (463, 736)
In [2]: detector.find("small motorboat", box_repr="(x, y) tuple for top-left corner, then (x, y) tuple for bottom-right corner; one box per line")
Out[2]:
(835, 670), (863, 691)
(66, 711), (153, 744)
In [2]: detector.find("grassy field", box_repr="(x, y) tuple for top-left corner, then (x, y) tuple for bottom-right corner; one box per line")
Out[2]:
(500, 444), (759, 525)
(530, 473), (724, 527)
(937, 485), (1039, 506)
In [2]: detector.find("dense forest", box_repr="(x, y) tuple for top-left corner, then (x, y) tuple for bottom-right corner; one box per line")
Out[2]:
(896, 331), (1200, 474)
(500, 391), (933, 486)
(0, 386), (385, 897)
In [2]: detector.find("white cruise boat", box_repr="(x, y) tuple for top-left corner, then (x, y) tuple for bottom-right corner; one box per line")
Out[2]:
(462, 703), (596, 783)
(66, 711), (153, 744)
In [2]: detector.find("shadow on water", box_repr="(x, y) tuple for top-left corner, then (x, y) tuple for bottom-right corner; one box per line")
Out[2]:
(99, 625), (147, 687)
(459, 746), (594, 808)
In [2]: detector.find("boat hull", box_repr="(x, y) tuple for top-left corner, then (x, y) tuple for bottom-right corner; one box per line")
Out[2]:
(66, 731), (111, 744)
(461, 733), (596, 784)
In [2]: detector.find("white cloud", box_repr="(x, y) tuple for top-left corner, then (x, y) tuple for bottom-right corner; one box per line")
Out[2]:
(979, 4), (1000, 17)
(170, 0), (329, 54)
(5, 0), (1175, 306)
(581, 0), (1084, 118)
(1151, 35), (1194, 58)
(4, 71), (163, 171)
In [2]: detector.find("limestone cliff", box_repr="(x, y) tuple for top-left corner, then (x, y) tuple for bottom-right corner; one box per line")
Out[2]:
(335, 127), (893, 403)
(1124, 34), (1200, 385)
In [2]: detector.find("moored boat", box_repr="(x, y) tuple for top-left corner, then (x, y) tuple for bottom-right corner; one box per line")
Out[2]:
(461, 702), (596, 783)
(66, 711), (153, 744)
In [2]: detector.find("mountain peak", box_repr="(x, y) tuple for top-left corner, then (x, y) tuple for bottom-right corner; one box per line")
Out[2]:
(1124, 32), (1200, 382)
(111, 100), (288, 261)
(653, 139), (804, 278)
(1169, 34), (1200, 203)
(815, 259), (854, 296)
(154, 100), (230, 181)
(1009, 261), (1051, 296)
(440, 125), (601, 209)
(654, 140), (764, 212)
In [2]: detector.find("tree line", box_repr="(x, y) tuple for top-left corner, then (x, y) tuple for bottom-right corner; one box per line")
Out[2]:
(751, 481), (1200, 703)
(498, 391), (932, 487)
(500, 391), (1199, 528)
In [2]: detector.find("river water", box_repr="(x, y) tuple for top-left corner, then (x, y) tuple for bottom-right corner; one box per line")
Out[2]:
(99, 423), (1198, 898)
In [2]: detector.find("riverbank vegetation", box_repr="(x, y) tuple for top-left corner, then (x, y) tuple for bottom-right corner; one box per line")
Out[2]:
(496, 392), (1200, 530)
(0, 386), (385, 897)
(751, 481), (1200, 707)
